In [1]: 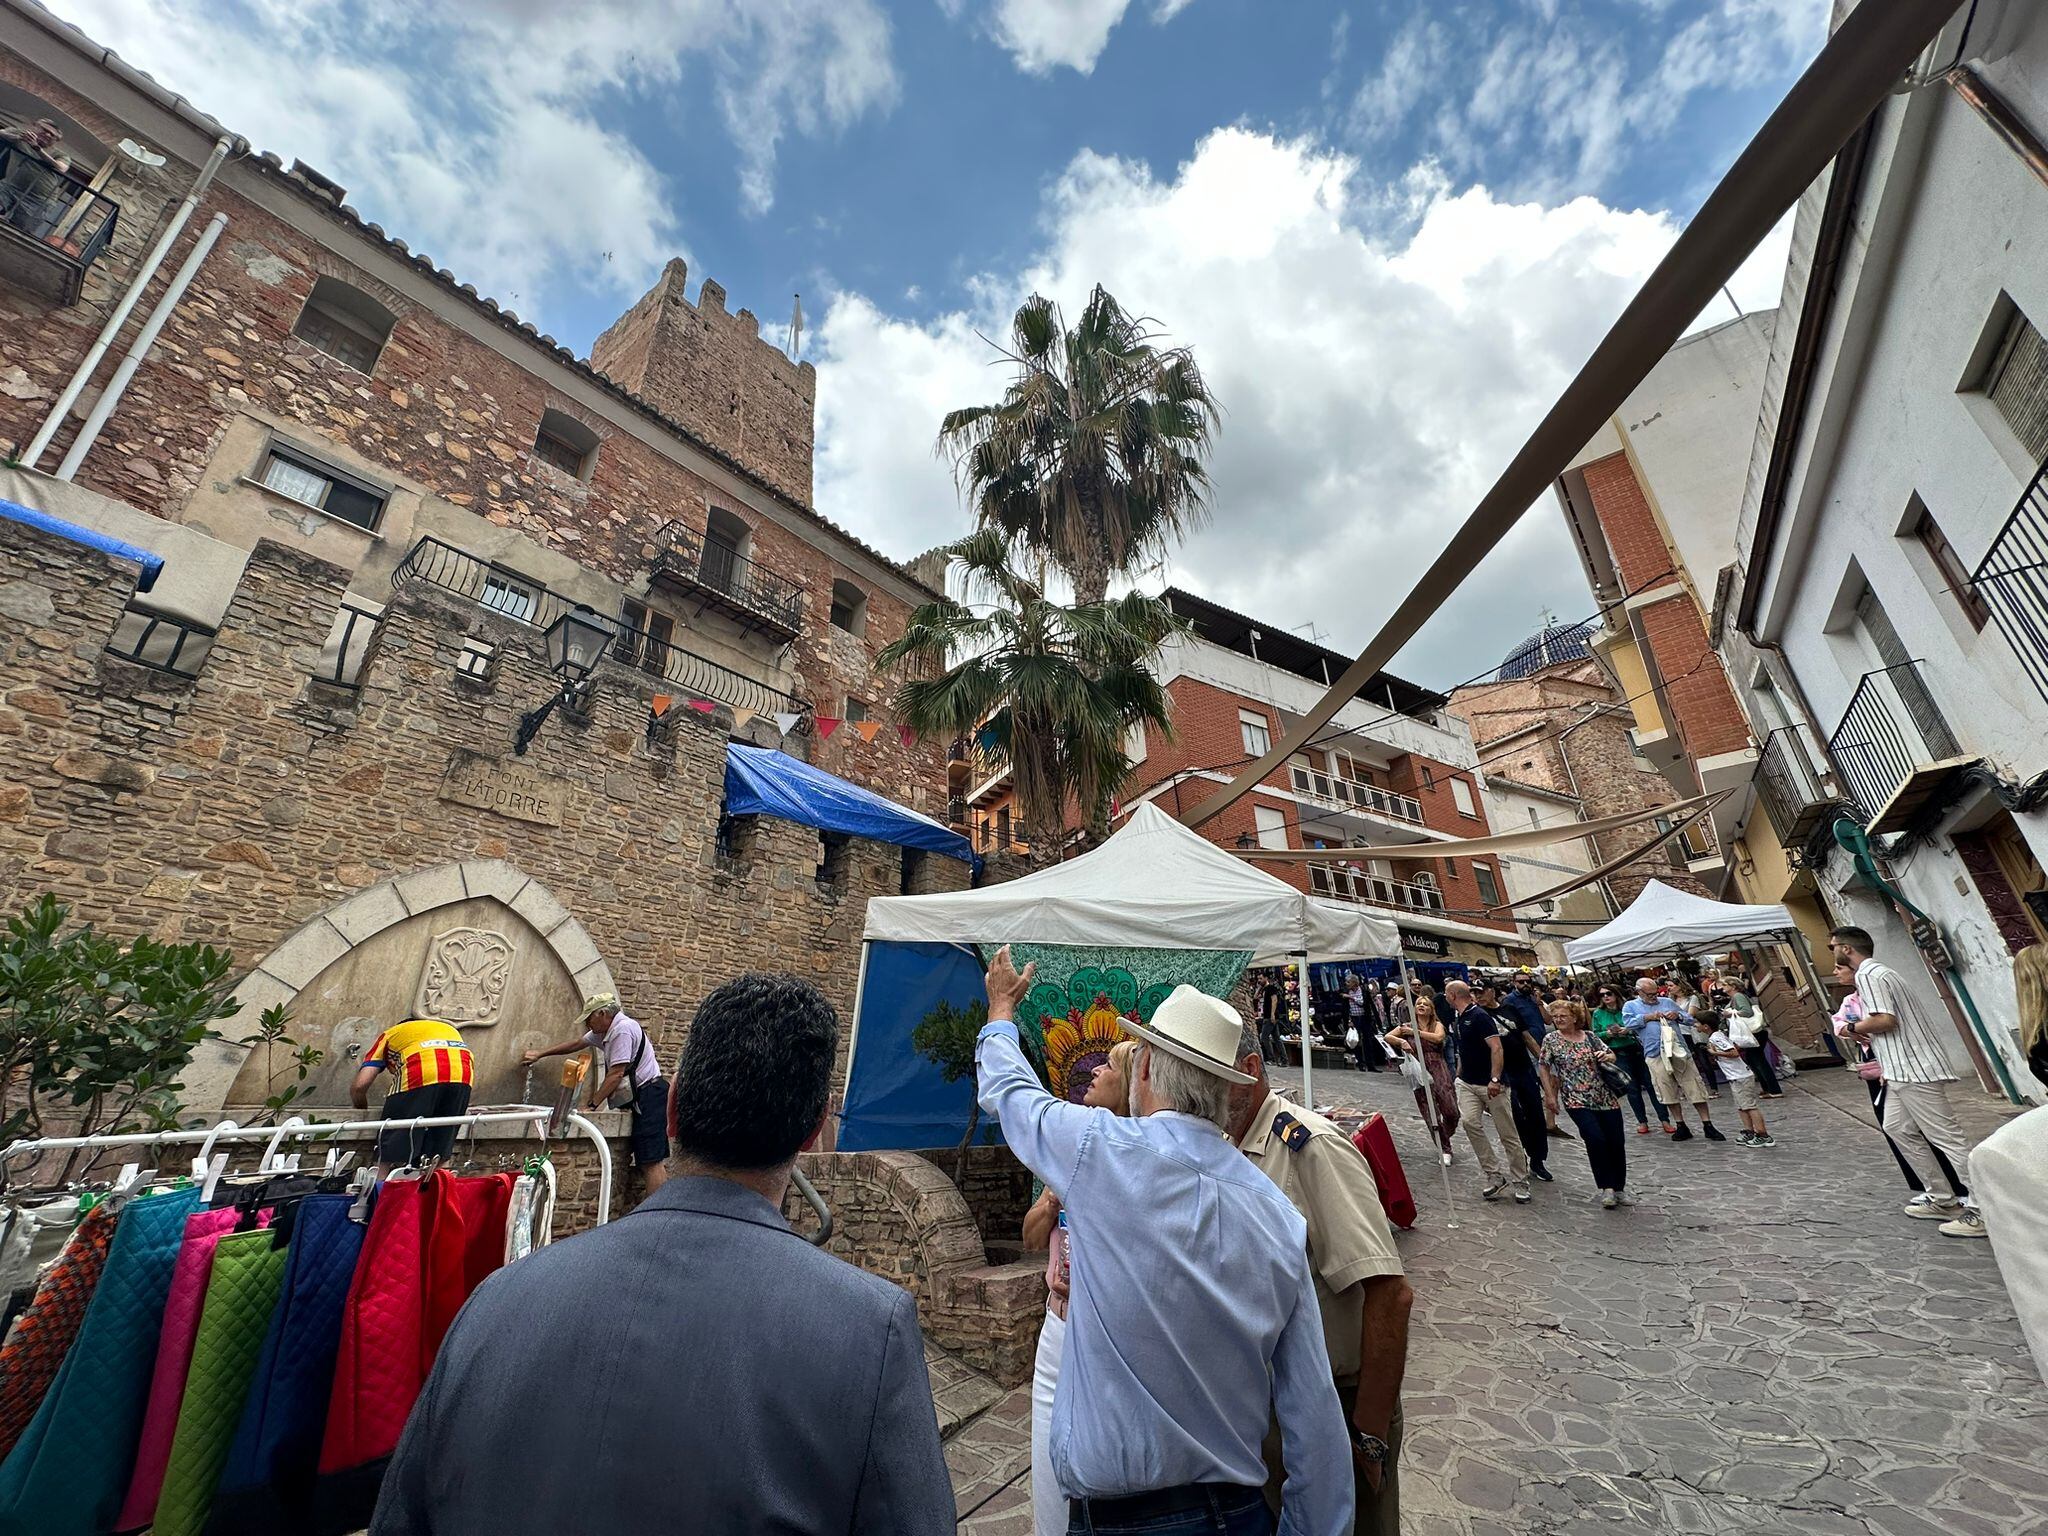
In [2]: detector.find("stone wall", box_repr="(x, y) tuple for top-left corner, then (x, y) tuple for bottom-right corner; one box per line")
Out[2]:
(914, 1143), (1034, 1259)
(784, 1149), (1044, 1387)
(0, 515), (972, 1112)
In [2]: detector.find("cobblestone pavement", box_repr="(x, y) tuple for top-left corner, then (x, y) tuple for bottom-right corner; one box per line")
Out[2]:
(955, 1062), (2048, 1533)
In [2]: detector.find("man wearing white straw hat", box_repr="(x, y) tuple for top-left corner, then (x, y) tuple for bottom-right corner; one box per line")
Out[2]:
(976, 947), (1352, 1536)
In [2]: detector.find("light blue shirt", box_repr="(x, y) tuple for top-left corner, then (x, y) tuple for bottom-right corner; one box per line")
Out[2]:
(975, 1019), (1353, 1536)
(1623, 995), (1686, 1058)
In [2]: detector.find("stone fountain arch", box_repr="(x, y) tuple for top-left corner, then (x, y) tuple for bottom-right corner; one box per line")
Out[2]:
(180, 859), (615, 1117)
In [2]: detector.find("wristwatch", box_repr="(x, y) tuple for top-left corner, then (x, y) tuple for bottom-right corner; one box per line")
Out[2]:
(1351, 1428), (1389, 1464)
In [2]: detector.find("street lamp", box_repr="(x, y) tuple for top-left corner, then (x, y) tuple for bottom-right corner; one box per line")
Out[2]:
(514, 605), (615, 755)
(1235, 833), (1256, 850)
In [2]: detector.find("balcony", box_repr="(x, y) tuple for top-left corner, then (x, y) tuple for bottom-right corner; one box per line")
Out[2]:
(1287, 765), (1424, 826)
(391, 534), (803, 718)
(0, 144), (120, 305)
(1825, 662), (1978, 836)
(1971, 455), (2048, 705)
(1307, 863), (1446, 914)
(974, 811), (1029, 858)
(649, 525), (803, 642)
(1754, 724), (1843, 846)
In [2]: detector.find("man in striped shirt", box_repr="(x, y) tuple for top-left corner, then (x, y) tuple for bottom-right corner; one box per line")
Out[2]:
(350, 1017), (474, 1176)
(1831, 928), (1987, 1239)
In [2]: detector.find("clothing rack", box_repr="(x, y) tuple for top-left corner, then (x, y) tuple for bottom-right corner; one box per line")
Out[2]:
(0, 1105), (615, 1224)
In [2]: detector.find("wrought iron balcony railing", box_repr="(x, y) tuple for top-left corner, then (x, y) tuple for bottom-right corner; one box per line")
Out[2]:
(1306, 863), (1446, 914)
(1825, 661), (1963, 824)
(391, 535), (803, 717)
(650, 526), (804, 638)
(1287, 765), (1424, 825)
(1971, 454), (2048, 704)
(1753, 724), (1840, 845)
(0, 144), (120, 301)
(105, 607), (214, 678)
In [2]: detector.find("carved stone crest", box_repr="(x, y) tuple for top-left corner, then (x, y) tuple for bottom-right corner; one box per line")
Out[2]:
(417, 926), (515, 1026)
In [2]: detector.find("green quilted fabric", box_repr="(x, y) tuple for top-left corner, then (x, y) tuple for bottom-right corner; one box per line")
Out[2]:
(151, 1229), (287, 1536)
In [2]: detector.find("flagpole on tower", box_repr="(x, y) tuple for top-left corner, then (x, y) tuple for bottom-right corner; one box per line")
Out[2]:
(790, 293), (804, 362)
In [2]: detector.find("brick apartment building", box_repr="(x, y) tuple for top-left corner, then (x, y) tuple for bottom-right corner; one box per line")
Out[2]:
(0, 6), (967, 1128)
(1110, 588), (1532, 968)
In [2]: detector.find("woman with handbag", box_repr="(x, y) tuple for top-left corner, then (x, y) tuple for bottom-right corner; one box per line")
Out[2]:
(1386, 994), (1460, 1165)
(1538, 999), (1632, 1208)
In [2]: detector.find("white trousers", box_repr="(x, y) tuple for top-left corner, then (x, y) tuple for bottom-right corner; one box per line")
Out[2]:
(1883, 1079), (1977, 1207)
(1031, 1306), (1066, 1536)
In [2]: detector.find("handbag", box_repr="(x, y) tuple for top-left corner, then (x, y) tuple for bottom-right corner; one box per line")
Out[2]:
(1726, 1016), (1758, 1050)
(1585, 1038), (1632, 1097)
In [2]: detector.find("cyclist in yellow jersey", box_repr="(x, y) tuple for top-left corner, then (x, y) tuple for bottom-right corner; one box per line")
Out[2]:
(350, 1017), (474, 1175)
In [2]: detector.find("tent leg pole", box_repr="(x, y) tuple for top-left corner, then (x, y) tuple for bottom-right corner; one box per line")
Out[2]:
(834, 941), (875, 1155)
(1297, 953), (1313, 1109)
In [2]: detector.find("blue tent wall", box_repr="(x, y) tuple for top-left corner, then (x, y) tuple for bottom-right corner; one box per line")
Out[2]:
(725, 743), (977, 867)
(839, 941), (1006, 1152)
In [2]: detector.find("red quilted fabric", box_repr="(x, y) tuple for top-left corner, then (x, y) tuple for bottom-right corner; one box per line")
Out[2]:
(1350, 1113), (1417, 1230)
(0, 1204), (116, 1457)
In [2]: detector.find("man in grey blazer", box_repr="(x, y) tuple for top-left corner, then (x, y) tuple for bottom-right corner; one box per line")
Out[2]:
(372, 972), (955, 1535)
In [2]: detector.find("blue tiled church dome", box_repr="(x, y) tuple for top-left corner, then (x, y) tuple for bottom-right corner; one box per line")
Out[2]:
(1497, 619), (1594, 680)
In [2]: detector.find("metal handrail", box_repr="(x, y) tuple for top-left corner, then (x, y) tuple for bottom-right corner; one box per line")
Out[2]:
(0, 143), (120, 273)
(613, 625), (807, 717)
(1826, 661), (1960, 820)
(1970, 453), (2048, 703)
(1753, 724), (1836, 842)
(653, 524), (804, 632)
(105, 607), (215, 677)
(1288, 765), (1424, 825)
(1307, 862), (1447, 913)
(321, 597), (384, 689)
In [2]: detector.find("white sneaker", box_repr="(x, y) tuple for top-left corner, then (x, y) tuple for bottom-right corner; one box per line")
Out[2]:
(1903, 1195), (1959, 1220)
(1600, 1190), (1618, 1209)
(1440, 1151), (1453, 1166)
(1939, 1209), (1989, 1239)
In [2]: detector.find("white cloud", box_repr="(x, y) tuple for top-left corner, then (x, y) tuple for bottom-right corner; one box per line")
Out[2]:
(953, 0), (1196, 76)
(49, 0), (898, 325)
(812, 127), (1733, 688)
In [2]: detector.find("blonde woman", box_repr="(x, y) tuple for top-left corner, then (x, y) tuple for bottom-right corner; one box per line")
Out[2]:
(1019, 1038), (1137, 1536)
(1386, 994), (1459, 1164)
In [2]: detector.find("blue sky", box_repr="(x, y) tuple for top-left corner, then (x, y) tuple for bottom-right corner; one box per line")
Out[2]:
(59, 0), (1826, 688)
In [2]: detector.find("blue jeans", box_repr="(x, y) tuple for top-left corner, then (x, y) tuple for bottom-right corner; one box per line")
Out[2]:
(1069, 1487), (1274, 1534)
(1610, 1039), (1668, 1126)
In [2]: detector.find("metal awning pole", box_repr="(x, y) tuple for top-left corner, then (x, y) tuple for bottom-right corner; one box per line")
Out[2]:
(1297, 952), (1314, 1108)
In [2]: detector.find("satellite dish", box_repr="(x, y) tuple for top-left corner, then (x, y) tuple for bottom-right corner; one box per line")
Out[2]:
(117, 138), (166, 168)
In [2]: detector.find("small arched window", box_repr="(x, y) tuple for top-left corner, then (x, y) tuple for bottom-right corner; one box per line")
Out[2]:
(293, 275), (394, 373)
(533, 409), (598, 479)
(829, 579), (868, 636)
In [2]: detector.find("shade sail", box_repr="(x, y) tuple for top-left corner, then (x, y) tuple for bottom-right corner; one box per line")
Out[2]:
(1564, 879), (1799, 966)
(862, 803), (1398, 962)
(723, 743), (976, 865)
(2, 496), (162, 591)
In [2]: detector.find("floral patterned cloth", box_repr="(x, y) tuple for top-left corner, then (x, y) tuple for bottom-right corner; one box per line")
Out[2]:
(1539, 1031), (1621, 1111)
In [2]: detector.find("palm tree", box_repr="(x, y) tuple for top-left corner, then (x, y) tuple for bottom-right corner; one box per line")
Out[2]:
(877, 529), (1185, 857)
(938, 286), (1218, 605)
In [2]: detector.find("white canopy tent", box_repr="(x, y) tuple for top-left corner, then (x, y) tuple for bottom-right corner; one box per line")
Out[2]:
(1564, 879), (1803, 967)
(859, 802), (1400, 1106)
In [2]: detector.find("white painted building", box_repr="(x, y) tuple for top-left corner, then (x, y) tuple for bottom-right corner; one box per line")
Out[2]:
(1479, 776), (1613, 967)
(1726, 2), (2048, 1102)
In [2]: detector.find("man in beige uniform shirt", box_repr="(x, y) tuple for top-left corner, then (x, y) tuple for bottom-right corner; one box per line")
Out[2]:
(1228, 1023), (1414, 1535)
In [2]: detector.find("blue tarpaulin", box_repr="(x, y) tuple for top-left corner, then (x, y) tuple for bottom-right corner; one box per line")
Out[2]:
(839, 941), (1002, 1152)
(1, 497), (162, 591)
(724, 742), (978, 867)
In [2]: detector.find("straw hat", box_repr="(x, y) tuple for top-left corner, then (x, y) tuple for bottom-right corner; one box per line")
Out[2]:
(1122, 984), (1254, 1085)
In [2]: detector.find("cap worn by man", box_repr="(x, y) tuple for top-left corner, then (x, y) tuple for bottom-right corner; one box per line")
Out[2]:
(374, 973), (955, 1536)
(975, 957), (1354, 1536)
(1231, 1028), (1413, 1536)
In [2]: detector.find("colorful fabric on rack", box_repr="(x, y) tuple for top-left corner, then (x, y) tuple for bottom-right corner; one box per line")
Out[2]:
(0, 1202), (116, 1458)
(207, 1195), (365, 1536)
(443, 1172), (514, 1336)
(151, 1229), (289, 1536)
(0, 1187), (201, 1536)
(117, 1207), (269, 1531)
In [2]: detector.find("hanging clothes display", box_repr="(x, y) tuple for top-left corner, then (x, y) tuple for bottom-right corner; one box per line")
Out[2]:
(117, 1206), (269, 1530)
(206, 1194), (366, 1536)
(0, 1201), (117, 1458)
(149, 1227), (290, 1536)
(0, 1187), (202, 1536)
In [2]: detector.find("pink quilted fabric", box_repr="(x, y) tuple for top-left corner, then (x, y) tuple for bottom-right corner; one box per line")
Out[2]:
(115, 1207), (270, 1531)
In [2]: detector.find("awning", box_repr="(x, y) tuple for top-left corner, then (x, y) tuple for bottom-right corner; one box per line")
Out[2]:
(1564, 879), (1799, 966)
(723, 742), (977, 866)
(2, 496), (162, 591)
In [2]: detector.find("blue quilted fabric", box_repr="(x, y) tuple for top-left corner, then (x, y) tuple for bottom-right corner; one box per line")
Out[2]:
(0, 1187), (200, 1536)
(205, 1195), (364, 1536)
(152, 1229), (287, 1536)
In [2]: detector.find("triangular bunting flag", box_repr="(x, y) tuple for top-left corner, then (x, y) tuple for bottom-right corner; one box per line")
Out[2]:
(650, 694), (674, 717)
(687, 698), (716, 714)
(815, 716), (841, 740)
(898, 725), (916, 749)
(853, 720), (881, 743)
(772, 712), (803, 736)
(733, 707), (756, 730)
